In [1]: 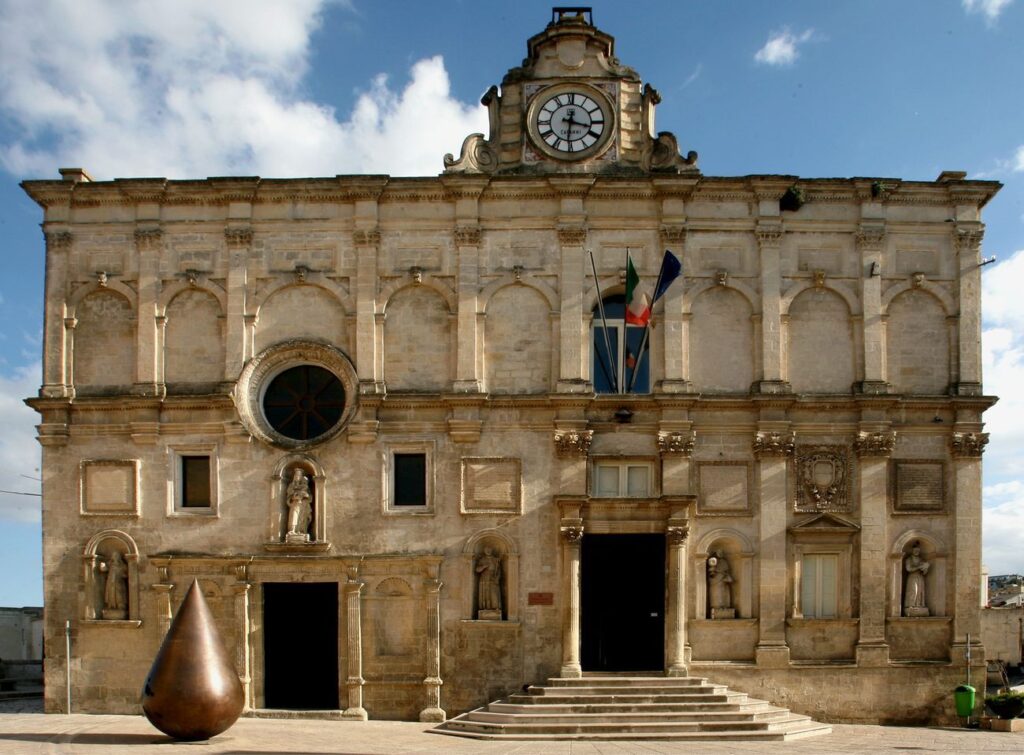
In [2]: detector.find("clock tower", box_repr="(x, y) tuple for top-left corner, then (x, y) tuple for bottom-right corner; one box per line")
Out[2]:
(445, 7), (699, 175)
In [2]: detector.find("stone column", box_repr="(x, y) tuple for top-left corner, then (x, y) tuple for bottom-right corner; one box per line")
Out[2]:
(855, 431), (895, 666)
(342, 565), (368, 720)
(353, 229), (383, 393)
(951, 432), (987, 648)
(754, 430), (793, 666)
(42, 231), (72, 397)
(232, 563), (252, 710)
(755, 225), (788, 393)
(559, 523), (584, 678)
(665, 523), (690, 676)
(419, 562), (445, 722)
(224, 227), (252, 379)
(857, 224), (887, 392)
(954, 226), (984, 396)
(134, 227), (162, 395)
(453, 226), (482, 392)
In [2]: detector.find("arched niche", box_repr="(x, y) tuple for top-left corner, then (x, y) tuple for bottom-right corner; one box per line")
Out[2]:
(72, 289), (137, 391)
(689, 286), (755, 393)
(383, 284), (454, 392)
(786, 287), (856, 394)
(889, 530), (947, 618)
(164, 288), (225, 386)
(82, 530), (140, 622)
(692, 529), (755, 619)
(266, 454), (327, 547)
(885, 288), (950, 395)
(462, 530), (519, 622)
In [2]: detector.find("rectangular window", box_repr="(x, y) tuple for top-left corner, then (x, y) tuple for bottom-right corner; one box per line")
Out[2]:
(593, 462), (652, 497)
(181, 456), (212, 508)
(801, 554), (838, 618)
(393, 452), (427, 506)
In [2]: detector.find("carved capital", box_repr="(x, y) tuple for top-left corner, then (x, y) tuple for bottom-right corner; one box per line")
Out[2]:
(556, 227), (587, 245)
(659, 225), (686, 244)
(554, 430), (592, 458)
(666, 524), (689, 546)
(954, 226), (984, 254)
(352, 229), (381, 247)
(658, 431), (695, 457)
(951, 432), (988, 458)
(755, 227), (783, 249)
(753, 431), (795, 458)
(454, 227), (481, 246)
(855, 225), (886, 250)
(561, 525), (584, 543)
(45, 231), (73, 252)
(134, 227), (163, 249)
(224, 227), (253, 247)
(854, 432), (896, 457)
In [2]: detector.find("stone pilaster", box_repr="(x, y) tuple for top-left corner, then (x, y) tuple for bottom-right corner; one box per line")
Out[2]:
(559, 522), (583, 678)
(754, 430), (793, 666)
(857, 224), (888, 393)
(557, 226), (587, 392)
(342, 564), (368, 720)
(665, 523), (690, 676)
(659, 223), (688, 392)
(353, 229), (383, 393)
(754, 225), (789, 393)
(42, 231), (72, 397)
(134, 227), (162, 395)
(855, 430), (895, 666)
(419, 561), (445, 722)
(224, 227), (252, 379)
(453, 225), (482, 392)
(951, 432), (987, 648)
(658, 429), (695, 496)
(953, 226), (984, 396)
(231, 573), (252, 710)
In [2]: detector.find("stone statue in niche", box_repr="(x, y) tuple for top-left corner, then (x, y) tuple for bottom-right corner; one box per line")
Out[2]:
(707, 550), (735, 619)
(284, 468), (312, 543)
(474, 545), (503, 620)
(99, 551), (128, 619)
(903, 542), (930, 617)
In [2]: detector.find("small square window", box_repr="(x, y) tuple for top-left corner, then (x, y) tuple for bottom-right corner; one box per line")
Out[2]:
(394, 453), (427, 506)
(592, 462), (652, 497)
(181, 456), (211, 508)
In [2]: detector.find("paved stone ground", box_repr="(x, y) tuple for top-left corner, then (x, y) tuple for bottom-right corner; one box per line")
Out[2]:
(0, 702), (1021, 755)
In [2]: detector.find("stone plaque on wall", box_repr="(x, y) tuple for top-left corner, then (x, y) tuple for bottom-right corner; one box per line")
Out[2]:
(81, 460), (138, 515)
(893, 461), (945, 512)
(698, 462), (751, 515)
(461, 457), (521, 514)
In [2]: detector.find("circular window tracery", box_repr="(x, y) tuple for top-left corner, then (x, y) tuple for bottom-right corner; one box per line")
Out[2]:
(235, 340), (358, 449)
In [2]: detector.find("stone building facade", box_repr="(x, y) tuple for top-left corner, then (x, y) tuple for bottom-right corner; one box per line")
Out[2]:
(24, 10), (999, 724)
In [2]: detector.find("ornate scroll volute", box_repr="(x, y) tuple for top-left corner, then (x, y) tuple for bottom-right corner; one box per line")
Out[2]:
(658, 431), (695, 457)
(554, 430), (593, 458)
(854, 431), (896, 458)
(443, 134), (498, 175)
(951, 432), (989, 458)
(752, 432), (795, 459)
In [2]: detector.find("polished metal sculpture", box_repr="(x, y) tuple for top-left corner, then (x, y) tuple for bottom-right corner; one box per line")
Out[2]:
(141, 579), (244, 741)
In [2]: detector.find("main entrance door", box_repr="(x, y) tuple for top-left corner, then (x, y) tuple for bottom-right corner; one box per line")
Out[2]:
(263, 582), (339, 709)
(581, 533), (665, 671)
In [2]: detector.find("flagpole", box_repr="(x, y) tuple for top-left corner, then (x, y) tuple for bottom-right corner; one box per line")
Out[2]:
(589, 251), (618, 393)
(628, 261), (667, 392)
(621, 247), (629, 394)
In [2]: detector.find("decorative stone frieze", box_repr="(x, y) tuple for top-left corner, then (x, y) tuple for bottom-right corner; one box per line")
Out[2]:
(224, 227), (253, 247)
(453, 227), (482, 246)
(352, 229), (381, 246)
(951, 432), (988, 457)
(854, 432), (896, 457)
(795, 445), (852, 513)
(752, 432), (795, 458)
(658, 431), (695, 457)
(554, 430), (593, 458)
(556, 227), (587, 245)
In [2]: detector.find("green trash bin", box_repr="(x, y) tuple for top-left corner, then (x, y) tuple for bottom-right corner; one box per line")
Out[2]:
(954, 684), (976, 718)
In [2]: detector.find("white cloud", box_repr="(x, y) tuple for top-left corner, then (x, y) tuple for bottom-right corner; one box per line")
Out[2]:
(963, 0), (1015, 23)
(0, 363), (41, 524)
(754, 28), (814, 67)
(0, 0), (486, 179)
(1013, 145), (1024, 172)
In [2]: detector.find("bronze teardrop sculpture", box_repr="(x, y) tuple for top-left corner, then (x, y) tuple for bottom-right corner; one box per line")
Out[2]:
(141, 579), (244, 740)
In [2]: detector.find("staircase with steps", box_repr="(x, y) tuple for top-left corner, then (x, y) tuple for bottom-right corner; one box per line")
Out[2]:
(432, 675), (832, 742)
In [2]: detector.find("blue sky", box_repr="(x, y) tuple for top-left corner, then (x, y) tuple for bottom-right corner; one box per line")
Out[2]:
(0, 0), (1022, 605)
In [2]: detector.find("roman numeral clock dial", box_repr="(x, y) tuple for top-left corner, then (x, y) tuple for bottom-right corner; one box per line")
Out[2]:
(529, 86), (613, 161)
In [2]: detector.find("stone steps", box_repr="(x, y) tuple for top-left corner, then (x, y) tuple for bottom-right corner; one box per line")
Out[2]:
(432, 675), (832, 742)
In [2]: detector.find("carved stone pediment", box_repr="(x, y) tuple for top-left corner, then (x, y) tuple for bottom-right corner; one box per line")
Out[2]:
(788, 512), (860, 535)
(795, 445), (851, 513)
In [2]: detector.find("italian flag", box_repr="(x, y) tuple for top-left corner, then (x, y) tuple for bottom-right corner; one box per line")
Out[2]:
(624, 256), (651, 326)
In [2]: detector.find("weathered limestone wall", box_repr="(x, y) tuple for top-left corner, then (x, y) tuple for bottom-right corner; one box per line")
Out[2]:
(982, 607), (1024, 665)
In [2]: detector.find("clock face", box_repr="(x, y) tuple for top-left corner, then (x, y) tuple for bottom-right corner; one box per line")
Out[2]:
(532, 89), (609, 157)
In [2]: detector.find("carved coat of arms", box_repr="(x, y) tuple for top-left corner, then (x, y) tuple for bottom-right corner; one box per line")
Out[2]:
(795, 445), (851, 512)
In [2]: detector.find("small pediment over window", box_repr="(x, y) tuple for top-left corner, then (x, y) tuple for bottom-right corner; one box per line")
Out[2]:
(788, 512), (860, 534)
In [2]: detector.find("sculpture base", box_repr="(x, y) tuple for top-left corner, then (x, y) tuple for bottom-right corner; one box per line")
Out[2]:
(284, 532), (310, 544)
(476, 609), (502, 621)
(711, 608), (736, 620)
(101, 608), (127, 620)
(904, 606), (930, 617)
